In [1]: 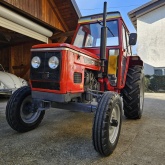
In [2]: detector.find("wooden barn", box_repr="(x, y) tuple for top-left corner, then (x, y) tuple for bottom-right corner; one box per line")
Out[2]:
(0, 0), (81, 80)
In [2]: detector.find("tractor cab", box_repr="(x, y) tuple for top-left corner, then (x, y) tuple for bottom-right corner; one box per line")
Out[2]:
(72, 12), (136, 89)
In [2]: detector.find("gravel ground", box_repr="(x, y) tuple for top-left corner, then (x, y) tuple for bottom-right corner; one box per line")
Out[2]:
(0, 93), (165, 165)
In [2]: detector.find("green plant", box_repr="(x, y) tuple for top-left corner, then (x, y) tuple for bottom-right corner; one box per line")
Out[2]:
(149, 75), (165, 92)
(144, 76), (150, 92)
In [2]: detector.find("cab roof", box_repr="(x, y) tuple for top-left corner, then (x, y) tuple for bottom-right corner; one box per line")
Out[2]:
(78, 11), (121, 24)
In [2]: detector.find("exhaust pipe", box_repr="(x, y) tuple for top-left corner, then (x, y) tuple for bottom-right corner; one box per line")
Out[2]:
(100, 1), (107, 73)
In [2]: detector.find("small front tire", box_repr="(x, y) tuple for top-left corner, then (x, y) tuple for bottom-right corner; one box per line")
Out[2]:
(6, 86), (45, 132)
(92, 92), (122, 156)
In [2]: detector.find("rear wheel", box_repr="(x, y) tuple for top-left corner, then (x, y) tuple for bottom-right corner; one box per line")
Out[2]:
(92, 92), (122, 156)
(6, 86), (45, 132)
(121, 65), (144, 119)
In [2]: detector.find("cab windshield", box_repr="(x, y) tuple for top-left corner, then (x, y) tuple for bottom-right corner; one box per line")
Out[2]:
(73, 20), (119, 48)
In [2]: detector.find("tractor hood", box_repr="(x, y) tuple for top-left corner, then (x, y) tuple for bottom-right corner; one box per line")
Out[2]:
(32, 43), (100, 60)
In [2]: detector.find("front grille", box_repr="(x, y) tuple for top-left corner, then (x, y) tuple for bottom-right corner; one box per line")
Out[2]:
(31, 81), (60, 90)
(30, 52), (61, 81)
(74, 72), (82, 83)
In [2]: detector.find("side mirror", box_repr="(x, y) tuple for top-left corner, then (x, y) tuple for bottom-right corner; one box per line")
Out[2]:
(129, 33), (137, 45)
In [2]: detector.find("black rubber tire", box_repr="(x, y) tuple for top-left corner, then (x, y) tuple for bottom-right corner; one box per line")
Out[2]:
(121, 65), (144, 119)
(6, 86), (45, 132)
(92, 92), (122, 156)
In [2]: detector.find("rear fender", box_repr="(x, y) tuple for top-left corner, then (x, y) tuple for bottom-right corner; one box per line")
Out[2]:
(129, 56), (143, 68)
(119, 56), (143, 90)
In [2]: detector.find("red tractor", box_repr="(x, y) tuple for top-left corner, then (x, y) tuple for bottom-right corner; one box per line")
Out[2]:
(6, 2), (144, 156)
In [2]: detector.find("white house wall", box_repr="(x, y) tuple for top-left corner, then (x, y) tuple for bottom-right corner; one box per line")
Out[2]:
(137, 5), (165, 67)
(144, 63), (154, 75)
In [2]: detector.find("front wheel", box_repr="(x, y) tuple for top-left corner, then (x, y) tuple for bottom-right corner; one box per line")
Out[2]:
(6, 86), (45, 132)
(92, 92), (122, 156)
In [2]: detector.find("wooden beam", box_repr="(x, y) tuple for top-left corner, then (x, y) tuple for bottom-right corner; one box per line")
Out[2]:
(48, 0), (69, 32)
(9, 47), (14, 74)
(51, 30), (75, 40)
(58, 36), (68, 43)
(19, 64), (30, 78)
(12, 65), (25, 70)
(48, 38), (52, 43)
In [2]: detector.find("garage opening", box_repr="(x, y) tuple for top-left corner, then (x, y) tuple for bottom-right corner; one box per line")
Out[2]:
(0, 5), (54, 80)
(0, 26), (44, 80)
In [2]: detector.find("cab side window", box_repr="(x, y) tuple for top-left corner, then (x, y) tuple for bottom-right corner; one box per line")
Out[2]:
(122, 25), (131, 55)
(122, 26), (127, 52)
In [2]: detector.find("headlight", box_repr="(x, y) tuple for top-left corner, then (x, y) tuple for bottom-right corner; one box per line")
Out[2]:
(48, 56), (59, 69)
(31, 56), (41, 68)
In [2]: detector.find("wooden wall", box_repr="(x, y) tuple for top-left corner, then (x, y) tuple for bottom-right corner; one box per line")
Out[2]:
(0, 48), (10, 71)
(2, 0), (66, 31)
(10, 43), (32, 80)
(0, 42), (39, 80)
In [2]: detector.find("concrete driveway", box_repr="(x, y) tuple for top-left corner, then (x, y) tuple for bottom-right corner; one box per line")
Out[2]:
(0, 93), (165, 165)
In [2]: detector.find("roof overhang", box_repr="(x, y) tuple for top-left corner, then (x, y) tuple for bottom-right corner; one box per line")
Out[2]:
(0, 4), (53, 43)
(128, 0), (165, 29)
(71, 0), (82, 18)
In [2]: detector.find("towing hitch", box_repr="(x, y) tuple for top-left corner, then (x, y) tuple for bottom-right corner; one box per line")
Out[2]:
(31, 99), (51, 112)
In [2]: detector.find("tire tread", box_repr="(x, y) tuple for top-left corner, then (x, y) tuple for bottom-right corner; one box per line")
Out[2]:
(92, 92), (122, 156)
(122, 65), (144, 119)
(6, 86), (45, 132)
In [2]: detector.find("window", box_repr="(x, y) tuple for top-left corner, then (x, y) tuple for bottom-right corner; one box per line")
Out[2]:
(73, 26), (85, 47)
(73, 20), (119, 48)
(154, 69), (163, 76)
(126, 31), (131, 54)
(122, 26), (127, 50)
(122, 25), (131, 55)
(85, 34), (94, 47)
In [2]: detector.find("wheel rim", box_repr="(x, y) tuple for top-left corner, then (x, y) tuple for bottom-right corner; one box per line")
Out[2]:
(140, 78), (144, 111)
(109, 104), (120, 144)
(20, 96), (41, 124)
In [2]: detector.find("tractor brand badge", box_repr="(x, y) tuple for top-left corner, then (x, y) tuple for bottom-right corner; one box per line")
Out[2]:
(42, 72), (49, 79)
(91, 15), (103, 19)
(84, 57), (100, 67)
(84, 57), (94, 65)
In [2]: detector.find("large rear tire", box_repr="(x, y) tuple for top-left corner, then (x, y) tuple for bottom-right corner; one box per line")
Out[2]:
(92, 92), (122, 156)
(121, 65), (144, 119)
(6, 86), (45, 132)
